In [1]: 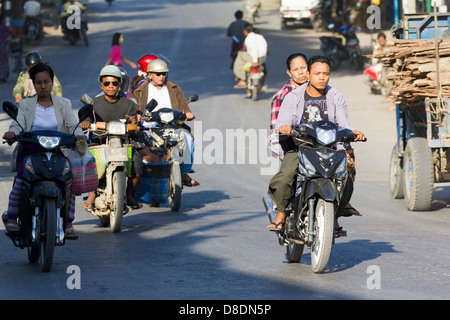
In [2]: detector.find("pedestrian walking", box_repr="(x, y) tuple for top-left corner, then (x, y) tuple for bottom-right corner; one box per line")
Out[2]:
(105, 32), (137, 69)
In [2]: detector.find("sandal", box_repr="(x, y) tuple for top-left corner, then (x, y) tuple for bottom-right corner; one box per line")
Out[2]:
(6, 223), (20, 233)
(267, 221), (284, 232)
(81, 201), (94, 210)
(65, 227), (79, 240)
(335, 227), (347, 238)
(127, 200), (143, 210)
(182, 179), (200, 187)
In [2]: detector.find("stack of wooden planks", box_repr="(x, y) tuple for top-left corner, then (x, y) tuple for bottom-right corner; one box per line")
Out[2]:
(371, 37), (450, 104)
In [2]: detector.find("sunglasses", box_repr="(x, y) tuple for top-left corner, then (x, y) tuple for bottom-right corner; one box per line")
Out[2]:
(102, 81), (120, 87)
(154, 72), (167, 77)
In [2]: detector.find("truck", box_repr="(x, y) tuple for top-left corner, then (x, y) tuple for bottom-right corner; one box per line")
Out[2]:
(280, 0), (320, 29)
(388, 12), (450, 211)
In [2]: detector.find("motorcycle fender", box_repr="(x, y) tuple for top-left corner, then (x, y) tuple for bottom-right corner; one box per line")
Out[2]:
(106, 163), (125, 194)
(31, 181), (62, 207)
(305, 178), (337, 202)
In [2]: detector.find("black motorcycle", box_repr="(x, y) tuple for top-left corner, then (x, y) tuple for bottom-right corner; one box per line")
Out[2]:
(319, 23), (364, 71)
(263, 120), (366, 273)
(2, 101), (92, 272)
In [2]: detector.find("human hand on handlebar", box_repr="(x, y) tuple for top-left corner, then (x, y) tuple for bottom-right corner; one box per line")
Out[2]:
(3, 131), (16, 141)
(80, 121), (90, 130)
(353, 130), (366, 141)
(279, 125), (292, 134)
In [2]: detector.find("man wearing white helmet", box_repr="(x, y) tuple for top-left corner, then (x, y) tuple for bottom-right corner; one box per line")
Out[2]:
(133, 59), (199, 187)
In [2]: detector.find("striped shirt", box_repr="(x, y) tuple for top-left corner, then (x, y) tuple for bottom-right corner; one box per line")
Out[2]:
(270, 79), (296, 134)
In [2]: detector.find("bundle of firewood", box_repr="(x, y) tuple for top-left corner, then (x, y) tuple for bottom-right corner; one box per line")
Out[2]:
(371, 37), (450, 104)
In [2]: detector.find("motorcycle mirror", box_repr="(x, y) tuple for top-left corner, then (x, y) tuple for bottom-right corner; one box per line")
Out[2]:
(146, 99), (158, 112)
(3, 101), (18, 120)
(78, 103), (93, 122)
(80, 93), (93, 105)
(187, 95), (199, 103)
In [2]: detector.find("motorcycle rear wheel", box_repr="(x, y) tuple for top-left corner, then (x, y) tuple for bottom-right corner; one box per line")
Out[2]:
(286, 242), (304, 263)
(168, 163), (182, 211)
(80, 28), (88, 47)
(251, 85), (258, 101)
(389, 143), (404, 199)
(110, 171), (125, 233)
(40, 198), (57, 272)
(311, 199), (334, 273)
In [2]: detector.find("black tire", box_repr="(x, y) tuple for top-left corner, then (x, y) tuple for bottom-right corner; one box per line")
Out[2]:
(403, 138), (434, 211)
(28, 244), (40, 264)
(311, 199), (334, 273)
(168, 163), (182, 211)
(328, 54), (340, 70)
(110, 171), (125, 232)
(40, 198), (56, 272)
(389, 143), (404, 199)
(251, 85), (258, 101)
(286, 242), (304, 263)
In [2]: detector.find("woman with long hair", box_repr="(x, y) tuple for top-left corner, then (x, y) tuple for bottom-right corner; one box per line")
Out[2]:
(105, 32), (137, 69)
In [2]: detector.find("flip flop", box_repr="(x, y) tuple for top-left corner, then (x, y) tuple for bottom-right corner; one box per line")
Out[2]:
(127, 200), (143, 210)
(65, 227), (79, 240)
(6, 223), (20, 233)
(267, 221), (284, 232)
(335, 227), (347, 238)
(182, 179), (200, 187)
(81, 201), (94, 210)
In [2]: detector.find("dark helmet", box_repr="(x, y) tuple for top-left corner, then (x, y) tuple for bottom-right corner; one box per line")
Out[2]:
(117, 67), (130, 93)
(25, 51), (42, 67)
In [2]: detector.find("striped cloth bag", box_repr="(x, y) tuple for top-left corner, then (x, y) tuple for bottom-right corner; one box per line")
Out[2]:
(68, 149), (99, 195)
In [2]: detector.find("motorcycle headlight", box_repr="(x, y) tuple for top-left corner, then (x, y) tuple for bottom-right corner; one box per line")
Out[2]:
(299, 153), (316, 176)
(334, 157), (347, 179)
(107, 121), (126, 135)
(160, 112), (174, 124)
(316, 128), (336, 145)
(38, 136), (61, 149)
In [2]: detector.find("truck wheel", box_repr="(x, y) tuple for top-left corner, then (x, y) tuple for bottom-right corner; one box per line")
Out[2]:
(403, 138), (434, 211)
(389, 143), (404, 199)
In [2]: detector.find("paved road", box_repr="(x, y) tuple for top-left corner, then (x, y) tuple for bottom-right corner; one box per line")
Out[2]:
(0, 0), (449, 301)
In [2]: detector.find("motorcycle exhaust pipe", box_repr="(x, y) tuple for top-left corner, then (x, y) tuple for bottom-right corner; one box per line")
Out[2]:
(262, 194), (277, 223)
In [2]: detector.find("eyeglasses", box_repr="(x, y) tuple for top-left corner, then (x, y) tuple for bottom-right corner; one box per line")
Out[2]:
(154, 72), (167, 77)
(102, 81), (120, 87)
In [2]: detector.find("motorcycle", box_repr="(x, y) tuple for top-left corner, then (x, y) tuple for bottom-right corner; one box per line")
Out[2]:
(7, 36), (23, 73)
(80, 95), (135, 232)
(62, 11), (89, 46)
(2, 101), (92, 272)
(106, 0), (114, 6)
(134, 96), (198, 211)
(319, 23), (364, 71)
(263, 120), (366, 273)
(23, 0), (43, 45)
(244, 1), (260, 24)
(244, 63), (266, 101)
(364, 63), (389, 95)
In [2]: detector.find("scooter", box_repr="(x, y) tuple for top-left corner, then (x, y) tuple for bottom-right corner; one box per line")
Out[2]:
(244, 1), (260, 24)
(23, 0), (42, 45)
(263, 120), (366, 273)
(2, 101), (92, 272)
(62, 11), (89, 46)
(134, 96), (198, 211)
(364, 63), (389, 95)
(319, 23), (363, 71)
(245, 63), (266, 101)
(80, 95), (135, 232)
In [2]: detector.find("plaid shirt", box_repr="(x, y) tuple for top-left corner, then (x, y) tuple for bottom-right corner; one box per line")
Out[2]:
(270, 79), (296, 133)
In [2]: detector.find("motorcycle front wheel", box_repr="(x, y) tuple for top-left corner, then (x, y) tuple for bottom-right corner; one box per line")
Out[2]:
(110, 170), (125, 233)
(40, 198), (57, 272)
(311, 199), (334, 273)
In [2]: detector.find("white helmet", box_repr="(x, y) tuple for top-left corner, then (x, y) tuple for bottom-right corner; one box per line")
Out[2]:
(146, 59), (169, 73)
